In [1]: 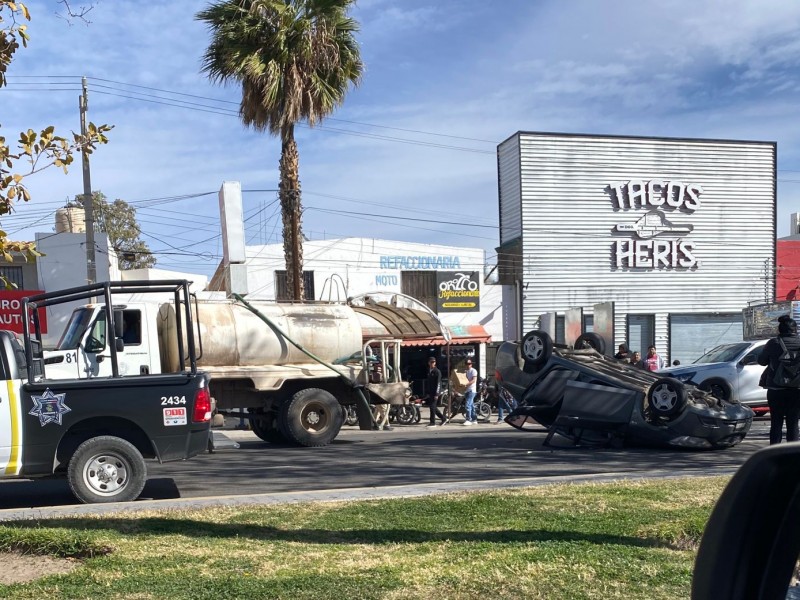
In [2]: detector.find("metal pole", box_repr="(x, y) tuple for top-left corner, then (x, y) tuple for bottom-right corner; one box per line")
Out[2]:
(80, 76), (97, 285)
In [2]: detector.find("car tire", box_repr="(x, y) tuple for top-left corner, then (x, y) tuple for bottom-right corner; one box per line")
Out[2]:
(699, 379), (733, 403)
(281, 388), (343, 447)
(575, 332), (606, 354)
(521, 330), (553, 368)
(67, 436), (147, 504)
(647, 377), (687, 417)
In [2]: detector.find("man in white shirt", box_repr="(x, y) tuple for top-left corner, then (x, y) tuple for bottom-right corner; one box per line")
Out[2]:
(463, 359), (478, 425)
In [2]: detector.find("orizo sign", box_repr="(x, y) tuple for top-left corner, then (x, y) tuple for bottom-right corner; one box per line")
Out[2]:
(608, 179), (701, 270)
(0, 290), (47, 334)
(436, 271), (480, 313)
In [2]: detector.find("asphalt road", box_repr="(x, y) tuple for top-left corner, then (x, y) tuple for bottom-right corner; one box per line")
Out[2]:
(0, 418), (773, 512)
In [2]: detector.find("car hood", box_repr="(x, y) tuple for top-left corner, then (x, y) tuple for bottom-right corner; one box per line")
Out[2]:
(660, 362), (725, 375)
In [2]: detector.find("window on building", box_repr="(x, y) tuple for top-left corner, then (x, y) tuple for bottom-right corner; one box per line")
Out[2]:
(0, 266), (24, 288)
(401, 271), (437, 313)
(275, 271), (315, 301)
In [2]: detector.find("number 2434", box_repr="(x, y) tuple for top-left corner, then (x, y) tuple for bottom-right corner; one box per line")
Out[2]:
(161, 396), (186, 405)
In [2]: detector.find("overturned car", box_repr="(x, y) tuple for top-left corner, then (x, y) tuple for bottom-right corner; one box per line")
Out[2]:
(495, 331), (753, 449)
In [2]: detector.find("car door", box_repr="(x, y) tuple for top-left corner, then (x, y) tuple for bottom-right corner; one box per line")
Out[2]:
(737, 343), (767, 405)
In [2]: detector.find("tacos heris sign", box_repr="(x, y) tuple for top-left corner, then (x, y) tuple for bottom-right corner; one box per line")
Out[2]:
(437, 271), (480, 313)
(608, 179), (701, 269)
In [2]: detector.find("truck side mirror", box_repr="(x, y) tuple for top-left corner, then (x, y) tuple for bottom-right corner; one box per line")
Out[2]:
(113, 309), (124, 339)
(691, 444), (800, 599)
(115, 338), (125, 353)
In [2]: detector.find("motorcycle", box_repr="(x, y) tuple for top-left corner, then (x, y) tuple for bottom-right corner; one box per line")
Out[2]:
(439, 388), (492, 422)
(389, 395), (422, 425)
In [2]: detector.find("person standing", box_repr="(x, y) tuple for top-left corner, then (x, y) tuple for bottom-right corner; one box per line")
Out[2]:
(641, 345), (665, 371)
(614, 343), (629, 361)
(630, 351), (642, 367)
(463, 359), (478, 425)
(758, 316), (800, 444)
(425, 357), (446, 428)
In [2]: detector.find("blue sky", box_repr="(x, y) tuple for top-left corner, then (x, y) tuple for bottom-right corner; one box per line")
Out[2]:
(3, 0), (800, 278)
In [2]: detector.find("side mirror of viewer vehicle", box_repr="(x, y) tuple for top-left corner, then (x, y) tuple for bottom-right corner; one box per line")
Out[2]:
(692, 443), (800, 599)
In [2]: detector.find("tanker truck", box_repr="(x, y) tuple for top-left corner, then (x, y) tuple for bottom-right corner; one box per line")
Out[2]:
(43, 290), (411, 447)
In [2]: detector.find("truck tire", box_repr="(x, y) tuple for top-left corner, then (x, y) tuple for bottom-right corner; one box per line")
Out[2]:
(67, 436), (147, 504)
(280, 388), (343, 447)
(251, 413), (286, 443)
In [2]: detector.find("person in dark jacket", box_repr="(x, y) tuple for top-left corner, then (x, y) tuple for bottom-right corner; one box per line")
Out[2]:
(425, 357), (446, 428)
(758, 315), (800, 444)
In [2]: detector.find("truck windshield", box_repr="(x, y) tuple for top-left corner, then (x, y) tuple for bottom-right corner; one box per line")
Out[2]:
(57, 308), (94, 350)
(693, 342), (750, 364)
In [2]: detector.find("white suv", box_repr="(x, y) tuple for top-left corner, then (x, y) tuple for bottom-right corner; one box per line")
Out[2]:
(660, 340), (767, 407)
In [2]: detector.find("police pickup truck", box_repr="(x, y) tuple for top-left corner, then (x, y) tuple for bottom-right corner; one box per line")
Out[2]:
(0, 280), (211, 504)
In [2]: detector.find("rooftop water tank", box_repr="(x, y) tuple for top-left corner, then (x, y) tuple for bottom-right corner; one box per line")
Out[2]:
(55, 206), (86, 233)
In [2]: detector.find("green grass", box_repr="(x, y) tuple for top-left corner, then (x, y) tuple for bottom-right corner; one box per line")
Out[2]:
(0, 476), (728, 599)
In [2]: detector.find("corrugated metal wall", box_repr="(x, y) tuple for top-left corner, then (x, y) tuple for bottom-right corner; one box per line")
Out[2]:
(498, 132), (776, 360)
(498, 135), (522, 246)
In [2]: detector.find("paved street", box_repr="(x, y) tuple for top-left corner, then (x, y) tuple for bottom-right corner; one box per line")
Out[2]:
(0, 418), (772, 515)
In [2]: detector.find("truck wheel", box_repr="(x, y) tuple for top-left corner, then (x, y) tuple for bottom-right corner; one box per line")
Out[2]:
(251, 413), (286, 443)
(280, 388), (343, 447)
(67, 436), (147, 504)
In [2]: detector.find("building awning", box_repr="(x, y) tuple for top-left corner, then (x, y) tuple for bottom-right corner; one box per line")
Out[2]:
(400, 325), (492, 347)
(351, 302), (491, 346)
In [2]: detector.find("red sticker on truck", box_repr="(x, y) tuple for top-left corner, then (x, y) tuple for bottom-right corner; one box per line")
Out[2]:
(163, 407), (187, 426)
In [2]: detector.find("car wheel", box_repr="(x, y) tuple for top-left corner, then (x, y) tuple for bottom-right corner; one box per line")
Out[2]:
(521, 330), (553, 367)
(575, 332), (606, 354)
(67, 436), (147, 504)
(699, 379), (733, 402)
(647, 378), (687, 417)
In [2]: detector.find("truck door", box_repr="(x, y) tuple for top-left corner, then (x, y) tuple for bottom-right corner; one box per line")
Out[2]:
(83, 309), (149, 377)
(0, 371), (22, 477)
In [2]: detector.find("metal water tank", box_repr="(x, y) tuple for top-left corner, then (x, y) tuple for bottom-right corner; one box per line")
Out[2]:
(55, 207), (86, 233)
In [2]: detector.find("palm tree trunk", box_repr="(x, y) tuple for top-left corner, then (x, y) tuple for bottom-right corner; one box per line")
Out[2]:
(279, 126), (304, 301)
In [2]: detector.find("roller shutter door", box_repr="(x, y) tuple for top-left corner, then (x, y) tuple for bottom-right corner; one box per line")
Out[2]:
(669, 314), (743, 365)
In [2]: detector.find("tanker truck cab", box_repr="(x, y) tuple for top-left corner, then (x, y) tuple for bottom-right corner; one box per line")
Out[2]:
(46, 303), (162, 379)
(2, 280), (212, 504)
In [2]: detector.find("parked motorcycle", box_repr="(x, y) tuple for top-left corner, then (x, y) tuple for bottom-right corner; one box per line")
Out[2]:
(439, 388), (491, 422)
(389, 396), (422, 425)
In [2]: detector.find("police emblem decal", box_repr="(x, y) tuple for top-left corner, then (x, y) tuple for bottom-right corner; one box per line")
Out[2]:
(28, 389), (71, 426)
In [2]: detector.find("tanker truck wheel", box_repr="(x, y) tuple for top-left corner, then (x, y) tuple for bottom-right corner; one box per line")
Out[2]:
(250, 412), (286, 444)
(280, 388), (343, 447)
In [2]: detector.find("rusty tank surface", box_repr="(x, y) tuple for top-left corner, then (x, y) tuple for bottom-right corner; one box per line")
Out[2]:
(157, 300), (364, 373)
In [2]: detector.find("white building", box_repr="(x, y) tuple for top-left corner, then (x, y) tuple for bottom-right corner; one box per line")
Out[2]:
(209, 237), (506, 388)
(497, 131), (776, 364)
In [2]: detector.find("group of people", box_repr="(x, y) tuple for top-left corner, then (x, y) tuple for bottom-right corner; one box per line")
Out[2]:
(423, 356), (511, 428)
(614, 344), (669, 371)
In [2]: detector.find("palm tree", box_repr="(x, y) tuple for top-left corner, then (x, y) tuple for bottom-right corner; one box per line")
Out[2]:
(197, 0), (363, 301)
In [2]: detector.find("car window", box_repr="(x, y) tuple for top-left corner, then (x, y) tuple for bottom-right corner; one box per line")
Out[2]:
(85, 314), (107, 353)
(694, 343), (750, 364)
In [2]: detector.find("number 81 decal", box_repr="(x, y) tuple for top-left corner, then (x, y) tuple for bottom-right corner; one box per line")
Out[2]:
(161, 396), (186, 405)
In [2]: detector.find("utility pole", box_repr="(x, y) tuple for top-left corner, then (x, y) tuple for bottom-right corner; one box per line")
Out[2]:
(79, 76), (97, 284)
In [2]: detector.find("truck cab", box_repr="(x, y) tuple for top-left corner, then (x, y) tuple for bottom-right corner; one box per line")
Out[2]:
(45, 303), (162, 379)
